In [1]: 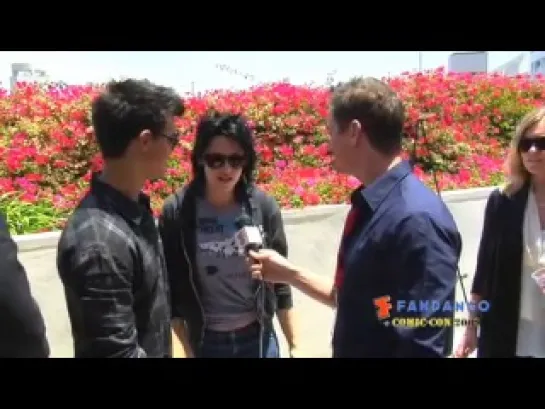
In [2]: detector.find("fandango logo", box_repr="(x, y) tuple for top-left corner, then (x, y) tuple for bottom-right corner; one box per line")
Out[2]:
(395, 299), (490, 313)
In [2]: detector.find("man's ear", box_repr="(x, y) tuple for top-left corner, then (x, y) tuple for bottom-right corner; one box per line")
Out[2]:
(138, 129), (154, 152)
(348, 119), (362, 146)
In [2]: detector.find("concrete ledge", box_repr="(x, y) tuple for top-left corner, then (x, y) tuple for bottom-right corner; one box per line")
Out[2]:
(14, 231), (62, 253)
(12, 185), (497, 253)
(17, 185), (493, 357)
(440, 186), (495, 204)
(282, 204), (347, 225)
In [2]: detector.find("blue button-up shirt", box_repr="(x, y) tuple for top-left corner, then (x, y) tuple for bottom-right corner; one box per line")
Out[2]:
(332, 160), (462, 358)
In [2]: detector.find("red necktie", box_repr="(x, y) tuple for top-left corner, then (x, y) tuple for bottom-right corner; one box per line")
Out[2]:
(334, 206), (360, 290)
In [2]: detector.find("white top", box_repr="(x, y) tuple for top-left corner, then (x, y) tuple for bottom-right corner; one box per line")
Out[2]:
(515, 230), (545, 357)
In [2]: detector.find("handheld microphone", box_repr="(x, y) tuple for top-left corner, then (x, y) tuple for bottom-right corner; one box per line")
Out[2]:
(234, 215), (264, 254)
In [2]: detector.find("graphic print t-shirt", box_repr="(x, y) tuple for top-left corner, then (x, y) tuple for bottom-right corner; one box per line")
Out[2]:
(196, 198), (257, 331)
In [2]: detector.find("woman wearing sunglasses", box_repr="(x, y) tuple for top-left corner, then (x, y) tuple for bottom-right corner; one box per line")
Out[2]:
(455, 106), (545, 358)
(159, 110), (301, 358)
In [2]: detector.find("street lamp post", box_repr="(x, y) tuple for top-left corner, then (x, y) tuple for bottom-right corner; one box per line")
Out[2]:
(326, 70), (337, 87)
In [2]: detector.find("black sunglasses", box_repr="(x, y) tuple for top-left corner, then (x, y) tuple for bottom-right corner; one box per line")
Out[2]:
(519, 136), (545, 153)
(161, 131), (180, 148)
(202, 153), (246, 169)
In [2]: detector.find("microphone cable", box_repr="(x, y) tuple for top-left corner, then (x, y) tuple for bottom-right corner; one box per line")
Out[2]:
(258, 279), (266, 358)
(247, 239), (267, 358)
(236, 214), (268, 358)
(252, 253), (267, 358)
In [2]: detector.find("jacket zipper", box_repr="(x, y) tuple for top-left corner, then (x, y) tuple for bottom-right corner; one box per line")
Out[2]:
(180, 234), (206, 348)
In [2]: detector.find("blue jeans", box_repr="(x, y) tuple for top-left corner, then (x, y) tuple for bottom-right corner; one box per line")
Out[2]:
(197, 321), (280, 358)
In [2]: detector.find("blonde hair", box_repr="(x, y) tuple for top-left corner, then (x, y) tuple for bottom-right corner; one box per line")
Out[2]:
(503, 106), (545, 197)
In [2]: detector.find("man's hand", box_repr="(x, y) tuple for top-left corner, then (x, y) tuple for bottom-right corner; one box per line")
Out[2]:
(249, 249), (337, 309)
(248, 249), (296, 284)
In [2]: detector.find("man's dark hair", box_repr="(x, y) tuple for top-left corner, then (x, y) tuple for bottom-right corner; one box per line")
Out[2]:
(331, 77), (405, 155)
(191, 110), (257, 186)
(91, 79), (185, 159)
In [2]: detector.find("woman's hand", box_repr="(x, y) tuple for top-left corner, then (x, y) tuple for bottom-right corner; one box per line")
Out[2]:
(454, 326), (478, 358)
(289, 346), (309, 358)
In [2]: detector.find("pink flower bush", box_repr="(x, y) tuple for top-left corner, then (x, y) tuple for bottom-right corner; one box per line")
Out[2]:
(1, 68), (544, 234)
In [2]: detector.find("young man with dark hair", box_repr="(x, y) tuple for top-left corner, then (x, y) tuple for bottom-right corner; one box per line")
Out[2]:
(249, 77), (462, 358)
(57, 79), (185, 358)
(0, 213), (50, 358)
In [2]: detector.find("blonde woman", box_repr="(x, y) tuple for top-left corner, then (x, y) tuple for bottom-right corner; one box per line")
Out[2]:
(455, 106), (545, 358)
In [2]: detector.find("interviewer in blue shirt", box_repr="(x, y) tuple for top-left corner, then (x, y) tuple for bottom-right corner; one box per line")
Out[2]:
(248, 77), (462, 358)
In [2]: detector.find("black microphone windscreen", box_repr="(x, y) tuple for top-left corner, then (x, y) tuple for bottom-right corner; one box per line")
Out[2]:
(235, 214), (253, 229)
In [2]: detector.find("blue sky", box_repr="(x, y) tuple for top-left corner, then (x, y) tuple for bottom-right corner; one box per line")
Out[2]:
(0, 51), (525, 94)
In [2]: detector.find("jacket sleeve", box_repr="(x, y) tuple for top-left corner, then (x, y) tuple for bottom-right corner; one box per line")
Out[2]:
(158, 196), (191, 321)
(60, 243), (145, 358)
(0, 214), (50, 358)
(392, 212), (460, 358)
(471, 189), (501, 296)
(265, 196), (293, 310)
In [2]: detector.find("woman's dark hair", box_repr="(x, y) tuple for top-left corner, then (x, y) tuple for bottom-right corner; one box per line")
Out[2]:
(191, 110), (257, 190)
